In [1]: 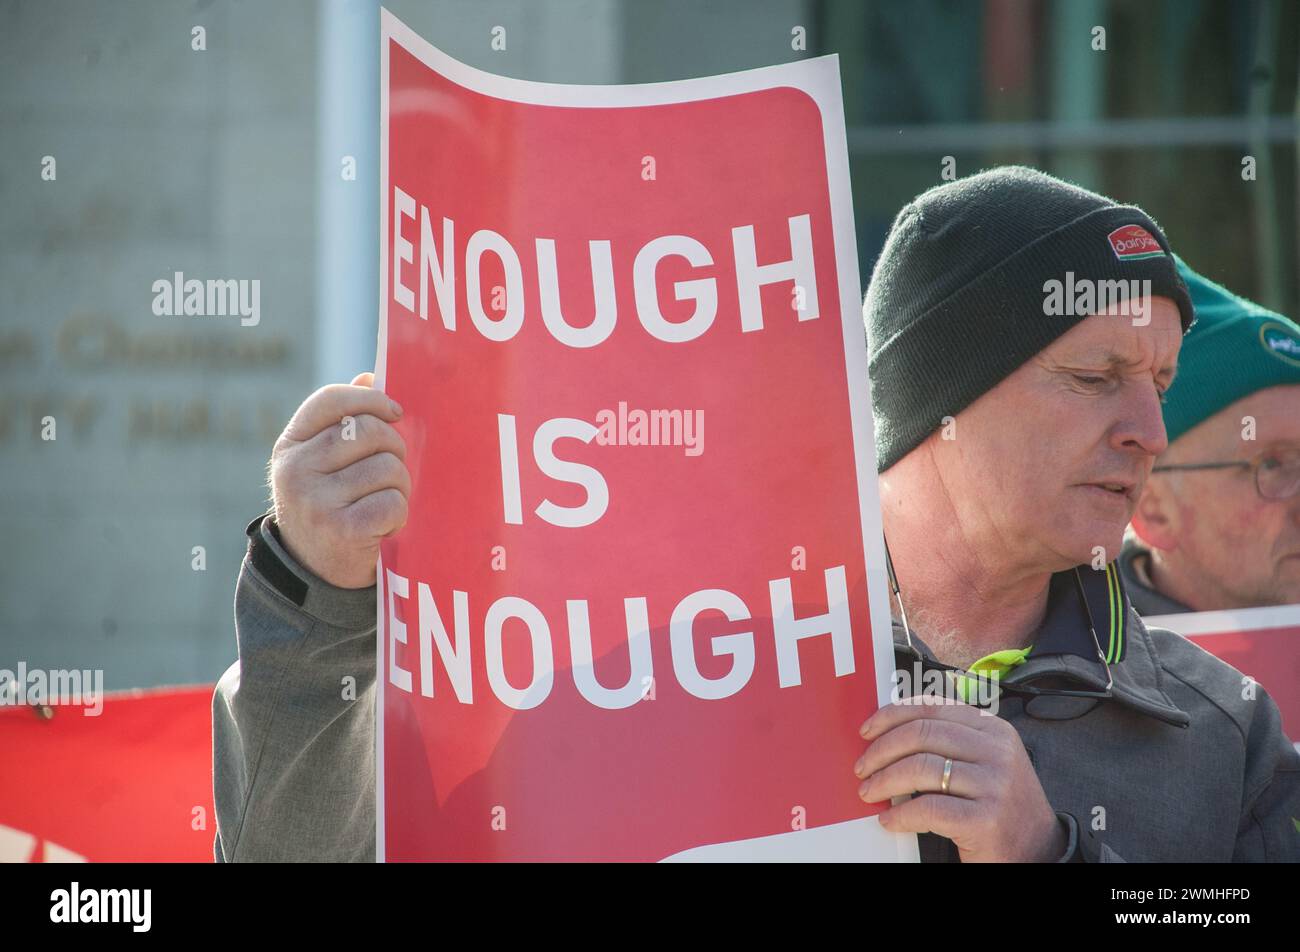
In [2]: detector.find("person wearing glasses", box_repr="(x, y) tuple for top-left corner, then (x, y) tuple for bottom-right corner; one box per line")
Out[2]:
(858, 166), (1300, 862)
(1121, 259), (1300, 615)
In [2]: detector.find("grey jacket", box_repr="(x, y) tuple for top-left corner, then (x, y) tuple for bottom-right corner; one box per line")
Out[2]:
(212, 514), (1300, 862)
(212, 514), (377, 863)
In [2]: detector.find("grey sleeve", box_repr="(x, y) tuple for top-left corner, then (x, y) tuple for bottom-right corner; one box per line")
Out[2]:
(211, 515), (377, 862)
(1231, 686), (1300, 862)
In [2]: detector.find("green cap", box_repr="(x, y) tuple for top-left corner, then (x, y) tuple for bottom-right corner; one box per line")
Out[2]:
(1163, 257), (1300, 445)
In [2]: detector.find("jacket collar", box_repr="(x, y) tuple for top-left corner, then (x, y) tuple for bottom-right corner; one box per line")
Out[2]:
(891, 563), (1190, 727)
(1034, 563), (1129, 663)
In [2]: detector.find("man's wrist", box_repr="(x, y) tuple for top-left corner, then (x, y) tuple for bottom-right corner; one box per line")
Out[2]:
(244, 511), (377, 629)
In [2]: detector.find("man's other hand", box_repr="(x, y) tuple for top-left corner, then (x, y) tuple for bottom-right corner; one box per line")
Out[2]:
(269, 372), (410, 589)
(855, 698), (1068, 862)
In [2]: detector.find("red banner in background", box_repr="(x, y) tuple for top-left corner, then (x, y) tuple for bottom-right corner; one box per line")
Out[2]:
(1148, 605), (1300, 744)
(0, 685), (215, 863)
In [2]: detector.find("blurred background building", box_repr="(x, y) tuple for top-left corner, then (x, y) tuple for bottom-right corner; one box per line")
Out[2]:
(2, 0), (1297, 691)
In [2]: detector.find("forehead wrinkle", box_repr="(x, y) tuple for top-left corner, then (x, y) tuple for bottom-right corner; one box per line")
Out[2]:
(1049, 347), (1175, 376)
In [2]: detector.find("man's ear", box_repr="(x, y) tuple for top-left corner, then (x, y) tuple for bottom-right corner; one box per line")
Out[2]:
(1130, 478), (1179, 552)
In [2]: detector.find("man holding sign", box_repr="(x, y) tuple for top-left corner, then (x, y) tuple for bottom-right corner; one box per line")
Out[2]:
(211, 15), (1300, 862)
(212, 166), (1300, 863)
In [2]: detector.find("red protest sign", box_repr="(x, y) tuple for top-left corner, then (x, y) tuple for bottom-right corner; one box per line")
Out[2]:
(374, 11), (907, 861)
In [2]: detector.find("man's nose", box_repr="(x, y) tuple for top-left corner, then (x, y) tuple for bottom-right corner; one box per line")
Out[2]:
(1111, 382), (1169, 457)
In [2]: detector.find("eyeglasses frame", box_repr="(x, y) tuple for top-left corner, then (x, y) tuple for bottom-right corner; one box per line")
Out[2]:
(883, 536), (1115, 708)
(1151, 446), (1300, 501)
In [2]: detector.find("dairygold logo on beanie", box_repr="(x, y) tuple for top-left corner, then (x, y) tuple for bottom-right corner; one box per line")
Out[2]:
(1260, 321), (1300, 367)
(1107, 224), (1165, 262)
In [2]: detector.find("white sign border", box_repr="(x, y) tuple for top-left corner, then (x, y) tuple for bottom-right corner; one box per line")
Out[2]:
(1146, 601), (1300, 637)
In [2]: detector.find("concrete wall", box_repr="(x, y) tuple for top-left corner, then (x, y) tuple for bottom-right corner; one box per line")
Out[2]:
(0, 0), (707, 690)
(0, 0), (319, 689)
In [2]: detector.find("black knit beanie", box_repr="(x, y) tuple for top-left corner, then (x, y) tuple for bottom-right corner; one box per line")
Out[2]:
(864, 166), (1194, 472)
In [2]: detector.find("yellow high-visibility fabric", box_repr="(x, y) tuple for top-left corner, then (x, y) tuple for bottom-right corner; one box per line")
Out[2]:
(953, 646), (1032, 703)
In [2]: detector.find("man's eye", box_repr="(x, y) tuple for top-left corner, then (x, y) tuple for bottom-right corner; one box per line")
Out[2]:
(1072, 374), (1106, 387)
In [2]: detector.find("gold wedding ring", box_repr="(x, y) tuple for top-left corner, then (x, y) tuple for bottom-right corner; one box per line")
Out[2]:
(940, 756), (953, 795)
